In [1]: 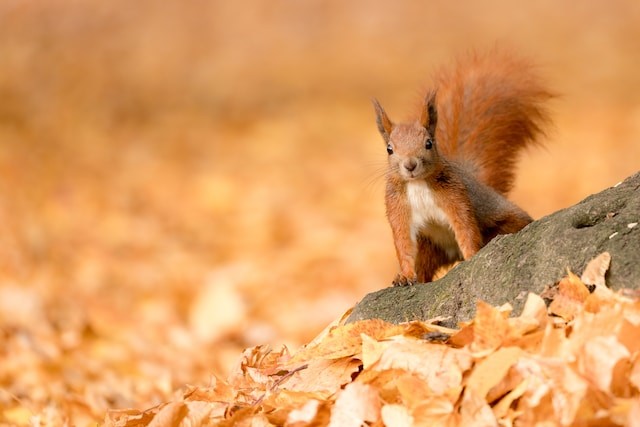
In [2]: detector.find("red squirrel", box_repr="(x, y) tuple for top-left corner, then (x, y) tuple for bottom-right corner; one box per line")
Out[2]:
(373, 51), (553, 286)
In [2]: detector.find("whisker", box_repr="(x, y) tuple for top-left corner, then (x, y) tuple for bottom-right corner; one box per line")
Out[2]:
(360, 164), (399, 196)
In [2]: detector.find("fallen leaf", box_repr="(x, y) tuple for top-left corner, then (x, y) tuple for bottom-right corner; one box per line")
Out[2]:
(611, 358), (635, 398)
(381, 404), (414, 427)
(538, 323), (570, 358)
(184, 377), (235, 403)
(580, 252), (611, 288)
(298, 308), (354, 352)
(518, 292), (548, 328)
(412, 397), (458, 426)
(328, 382), (380, 427)
(448, 322), (475, 348)
(492, 377), (529, 419)
(465, 346), (524, 400)
(578, 335), (630, 392)
(188, 268), (248, 344)
(458, 389), (497, 427)
(147, 401), (188, 427)
(629, 398), (640, 427)
(630, 358), (640, 391)
(514, 357), (588, 425)
(396, 372), (443, 408)
(291, 319), (402, 362)
(568, 305), (625, 354)
(548, 272), (590, 320)
(584, 281), (617, 313)
(286, 399), (321, 425)
(618, 316), (640, 354)
(281, 358), (361, 395)
(371, 336), (472, 396)
(469, 301), (512, 356)
(105, 408), (159, 427)
(1, 406), (34, 426)
(401, 319), (458, 339)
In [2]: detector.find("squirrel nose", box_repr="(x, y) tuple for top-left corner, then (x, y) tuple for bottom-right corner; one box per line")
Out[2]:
(403, 159), (418, 172)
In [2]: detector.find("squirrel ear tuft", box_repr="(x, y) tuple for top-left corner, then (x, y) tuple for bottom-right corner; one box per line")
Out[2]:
(420, 91), (438, 137)
(372, 98), (393, 142)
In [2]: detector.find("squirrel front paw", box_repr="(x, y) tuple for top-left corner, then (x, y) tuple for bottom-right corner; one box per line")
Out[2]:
(392, 274), (418, 287)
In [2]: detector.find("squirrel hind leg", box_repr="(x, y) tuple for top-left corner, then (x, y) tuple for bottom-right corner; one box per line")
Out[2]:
(482, 207), (533, 243)
(415, 236), (460, 283)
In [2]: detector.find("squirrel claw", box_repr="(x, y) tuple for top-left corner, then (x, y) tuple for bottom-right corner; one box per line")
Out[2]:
(392, 274), (418, 287)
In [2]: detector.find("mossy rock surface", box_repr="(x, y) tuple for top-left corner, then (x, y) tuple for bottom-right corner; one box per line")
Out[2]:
(348, 171), (640, 327)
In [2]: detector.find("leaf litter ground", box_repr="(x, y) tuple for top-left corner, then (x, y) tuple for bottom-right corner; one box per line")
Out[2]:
(106, 253), (640, 427)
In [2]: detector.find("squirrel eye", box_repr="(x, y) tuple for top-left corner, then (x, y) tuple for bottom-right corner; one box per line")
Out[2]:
(386, 144), (394, 155)
(425, 138), (433, 150)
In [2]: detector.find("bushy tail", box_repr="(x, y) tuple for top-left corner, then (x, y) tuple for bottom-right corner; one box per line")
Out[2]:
(433, 49), (553, 195)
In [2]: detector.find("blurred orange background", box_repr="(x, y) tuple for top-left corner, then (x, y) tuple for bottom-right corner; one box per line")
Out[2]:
(1, 0), (639, 424)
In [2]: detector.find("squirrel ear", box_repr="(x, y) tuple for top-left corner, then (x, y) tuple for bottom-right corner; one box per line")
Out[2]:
(420, 91), (438, 137)
(372, 98), (393, 142)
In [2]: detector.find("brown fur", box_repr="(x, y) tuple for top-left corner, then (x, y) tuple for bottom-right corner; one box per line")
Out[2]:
(384, 176), (417, 283)
(433, 50), (553, 194)
(414, 235), (452, 283)
(374, 50), (552, 286)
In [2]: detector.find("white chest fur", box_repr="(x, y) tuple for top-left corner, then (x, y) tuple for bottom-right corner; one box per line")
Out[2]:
(406, 181), (461, 259)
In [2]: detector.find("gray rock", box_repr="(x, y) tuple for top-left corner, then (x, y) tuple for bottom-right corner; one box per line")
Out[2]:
(347, 171), (640, 327)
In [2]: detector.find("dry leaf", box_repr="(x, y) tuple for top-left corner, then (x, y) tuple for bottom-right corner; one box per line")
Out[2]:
(518, 292), (548, 328)
(371, 336), (472, 395)
(2, 406), (35, 426)
(618, 316), (640, 355)
(584, 280), (617, 313)
(286, 399), (321, 425)
(578, 335), (630, 392)
(538, 323), (570, 358)
(569, 305), (625, 354)
(279, 358), (360, 395)
(629, 399), (640, 427)
(184, 378), (235, 403)
(458, 389), (497, 427)
(580, 252), (611, 288)
(548, 272), (590, 320)
(395, 373), (439, 408)
(291, 319), (401, 362)
(465, 346), (524, 400)
(630, 358), (640, 391)
(299, 308), (354, 352)
(401, 319), (458, 338)
(412, 397), (458, 426)
(328, 382), (380, 427)
(381, 404), (414, 427)
(492, 378), (529, 419)
(147, 402), (188, 427)
(469, 301), (512, 355)
(188, 269), (248, 344)
(514, 357), (588, 425)
(611, 358), (635, 398)
(448, 323), (475, 348)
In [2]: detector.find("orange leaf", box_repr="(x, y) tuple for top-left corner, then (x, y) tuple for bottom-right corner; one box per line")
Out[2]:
(458, 389), (497, 426)
(329, 382), (381, 427)
(381, 404), (414, 426)
(465, 346), (524, 400)
(371, 336), (472, 396)
(291, 319), (401, 362)
(580, 252), (611, 287)
(578, 335), (630, 392)
(548, 272), (590, 321)
(280, 358), (361, 395)
(469, 301), (512, 355)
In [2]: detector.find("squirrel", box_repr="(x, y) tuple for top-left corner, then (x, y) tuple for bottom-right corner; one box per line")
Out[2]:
(372, 50), (553, 286)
